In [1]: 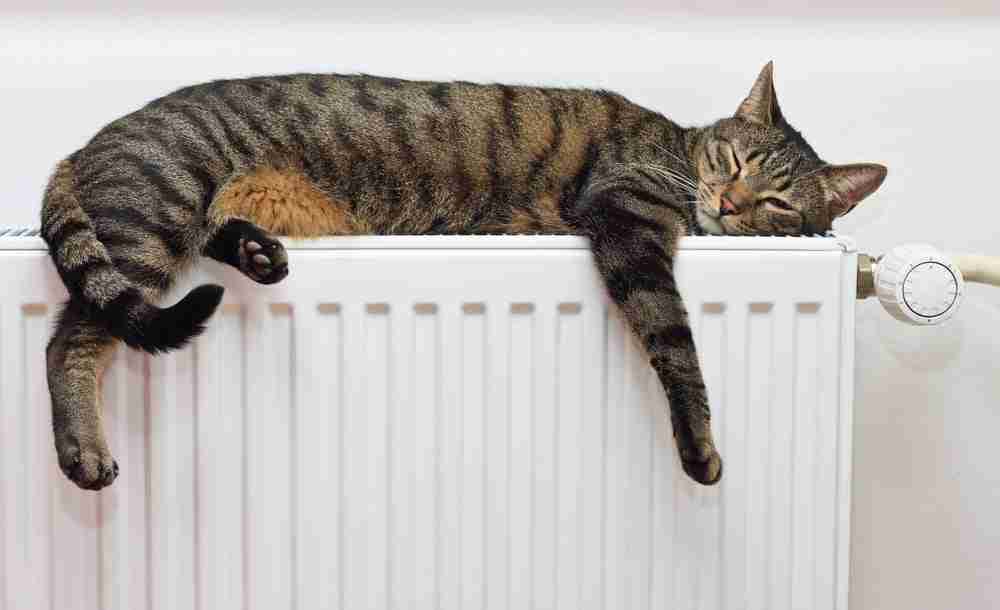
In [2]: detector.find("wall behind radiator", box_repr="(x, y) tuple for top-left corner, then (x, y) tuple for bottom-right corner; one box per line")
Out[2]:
(2, 9), (999, 610)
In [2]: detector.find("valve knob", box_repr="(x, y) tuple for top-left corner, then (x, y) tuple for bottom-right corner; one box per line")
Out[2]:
(875, 244), (963, 325)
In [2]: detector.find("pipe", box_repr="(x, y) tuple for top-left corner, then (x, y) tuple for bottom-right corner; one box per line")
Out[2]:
(951, 254), (1000, 288)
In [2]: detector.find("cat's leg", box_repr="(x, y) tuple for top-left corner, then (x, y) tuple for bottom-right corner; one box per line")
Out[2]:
(46, 300), (120, 490)
(578, 176), (722, 485)
(202, 218), (289, 285)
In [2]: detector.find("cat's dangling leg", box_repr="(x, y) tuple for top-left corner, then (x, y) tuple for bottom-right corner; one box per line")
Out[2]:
(46, 300), (120, 490)
(576, 170), (723, 485)
(202, 218), (289, 285)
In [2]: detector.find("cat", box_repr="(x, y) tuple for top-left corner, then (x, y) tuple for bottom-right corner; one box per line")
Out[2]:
(41, 62), (885, 490)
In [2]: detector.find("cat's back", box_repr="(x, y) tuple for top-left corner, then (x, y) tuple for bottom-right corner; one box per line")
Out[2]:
(86, 72), (630, 168)
(69, 73), (648, 236)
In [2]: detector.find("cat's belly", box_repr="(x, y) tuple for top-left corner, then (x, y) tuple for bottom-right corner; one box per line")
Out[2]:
(210, 166), (362, 237)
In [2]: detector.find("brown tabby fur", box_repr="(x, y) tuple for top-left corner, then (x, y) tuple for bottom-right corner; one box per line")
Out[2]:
(40, 62), (886, 490)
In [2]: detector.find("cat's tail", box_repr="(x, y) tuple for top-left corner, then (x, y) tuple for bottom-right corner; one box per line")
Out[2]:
(40, 155), (224, 354)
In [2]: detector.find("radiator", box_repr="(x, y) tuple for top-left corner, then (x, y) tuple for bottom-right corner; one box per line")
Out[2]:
(0, 231), (856, 610)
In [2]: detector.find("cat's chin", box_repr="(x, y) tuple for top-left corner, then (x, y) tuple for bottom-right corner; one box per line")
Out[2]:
(696, 208), (726, 235)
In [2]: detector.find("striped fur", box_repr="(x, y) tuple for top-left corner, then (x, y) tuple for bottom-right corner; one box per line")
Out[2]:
(41, 63), (886, 489)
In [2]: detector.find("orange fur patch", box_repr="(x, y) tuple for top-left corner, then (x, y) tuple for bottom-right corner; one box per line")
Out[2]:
(210, 167), (357, 237)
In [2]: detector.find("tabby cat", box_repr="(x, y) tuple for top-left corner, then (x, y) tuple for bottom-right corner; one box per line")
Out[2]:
(41, 62), (885, 490)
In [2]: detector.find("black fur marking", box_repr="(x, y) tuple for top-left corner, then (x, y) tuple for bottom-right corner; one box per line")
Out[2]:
(428, 215), (450, 234)
(486, 120), (504, 205)
(330, 112), (369, 204)
(600, 268), (632, 305)
(626, 111), (658, 144)
(181, 163), (217, 212)
(220, 94), (286, 154)
(603, 99), (626, 162)
(164, 105), (233, 171)
(591, 198), (665, 235)
(445, 115), (473, 209)
(645, 325), (694, 353)
(58, 258), (109, 292)
(560, 140), (599, 215)
(308, 76), (329, 97)
(379, 76), (404, 89)
(385, 100), (436, 208)
(96, 206), (187, 259)
(287, 123), (321, 182)
(294, 102), (317, 125)
(428, 83), (450, 109)
(788, 155), (803, 177)
(98, 230), (145, 251)
(266, 89), (287, 111)
(208, 106), (255, 160)
(618, 185), (679, 211)
(170, 104), (235, 171)
(351, 79), (379, 112)
(601, 246), (675, 305)
(112, 256), (173, 291)
(664, 379), (706, 410)
(135, 158), (198, 213)
(206, 80), (229, 96)
(499, 85), (520, 141)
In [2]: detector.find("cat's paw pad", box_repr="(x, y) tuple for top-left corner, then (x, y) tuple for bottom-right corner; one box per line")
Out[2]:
(58, 443), (119, 491)
(680, 446), (723, 486)
(239, 237), (288, 284)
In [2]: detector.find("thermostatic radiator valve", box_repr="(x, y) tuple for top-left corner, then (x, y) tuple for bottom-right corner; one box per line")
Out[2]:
(858, 243), (1000, 325)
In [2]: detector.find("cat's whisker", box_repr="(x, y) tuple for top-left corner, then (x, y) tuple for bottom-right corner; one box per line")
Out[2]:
(647, 166), (699, 192)
(653, 168), (699, 190)
(638, 162), (697, 190)
(653, 143), (696, 168)
(647, 161), (695, 179)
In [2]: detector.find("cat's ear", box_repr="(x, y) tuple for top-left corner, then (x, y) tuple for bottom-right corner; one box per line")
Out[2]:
(817, 163), (888, 218)
(735, 61), (784, 126)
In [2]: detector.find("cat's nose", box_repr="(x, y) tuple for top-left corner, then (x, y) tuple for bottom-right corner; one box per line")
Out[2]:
(720, 193), (738, 216)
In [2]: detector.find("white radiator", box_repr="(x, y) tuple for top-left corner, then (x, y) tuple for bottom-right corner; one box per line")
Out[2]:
(0, 232), (856, 610)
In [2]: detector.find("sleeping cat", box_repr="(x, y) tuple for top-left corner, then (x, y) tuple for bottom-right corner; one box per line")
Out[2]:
(41, 62), (885, 490)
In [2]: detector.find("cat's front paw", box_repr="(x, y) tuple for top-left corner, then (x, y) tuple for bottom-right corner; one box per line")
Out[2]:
(239, 237), (289, 284)
(57, 438), (119, 491)
(680, 445), (723, 486)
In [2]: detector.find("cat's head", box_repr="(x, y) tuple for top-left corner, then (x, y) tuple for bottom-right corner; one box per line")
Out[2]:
(690, 62), (886, 235)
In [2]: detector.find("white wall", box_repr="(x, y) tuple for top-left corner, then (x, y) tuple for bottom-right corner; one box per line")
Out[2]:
(3, 9), (999, 610)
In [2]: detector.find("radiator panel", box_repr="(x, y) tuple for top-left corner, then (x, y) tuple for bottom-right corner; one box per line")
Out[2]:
(0, 235), (855, 610)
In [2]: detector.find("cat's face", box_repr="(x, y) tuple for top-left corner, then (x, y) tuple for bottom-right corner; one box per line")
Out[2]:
(692, 62), (887, 236)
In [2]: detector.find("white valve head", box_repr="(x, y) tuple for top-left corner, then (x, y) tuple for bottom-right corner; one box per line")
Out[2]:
(875, 244), (964, 325)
